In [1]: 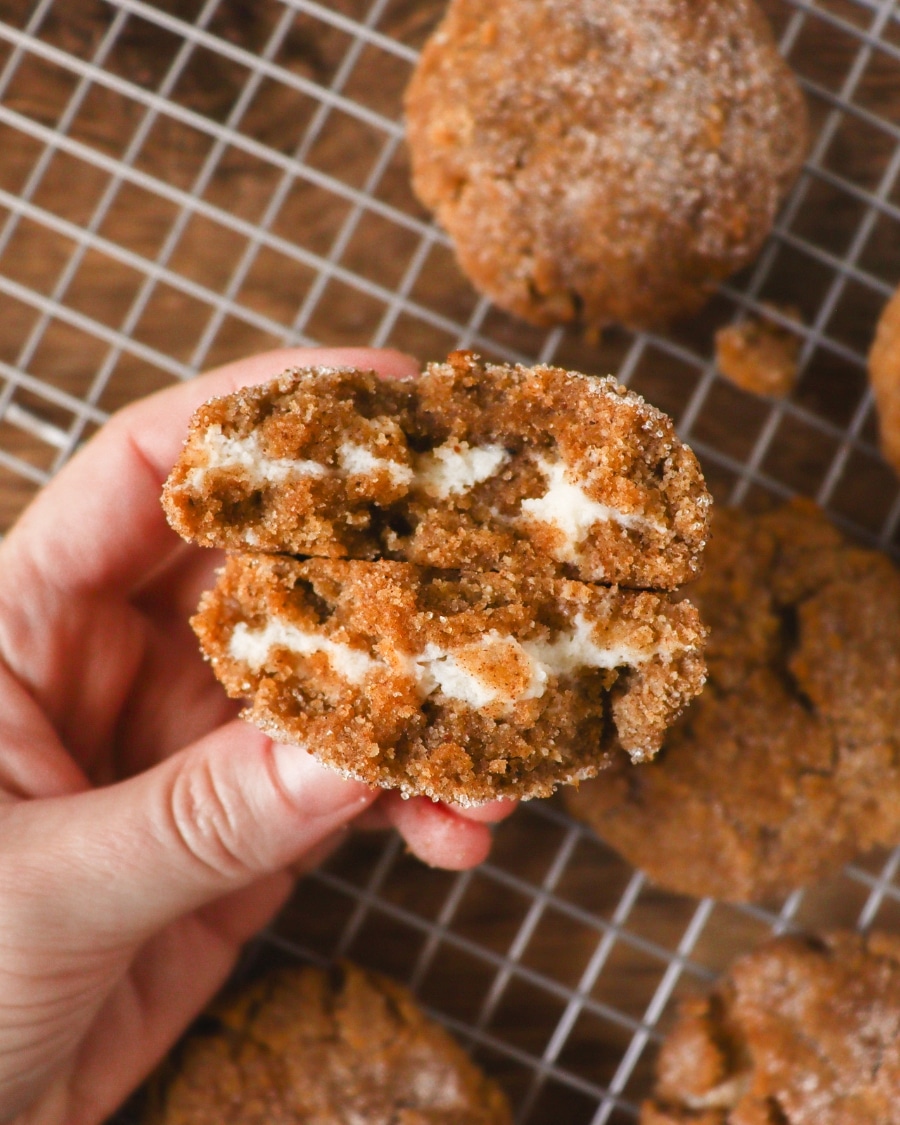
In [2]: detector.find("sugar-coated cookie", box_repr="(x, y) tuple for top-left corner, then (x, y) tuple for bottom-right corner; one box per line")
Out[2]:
(643, 932), (900, 1124)
(164, 352), (710, 589)
(405, 0), (808, 329)
(165, 354), (710, 803)
(566, 501), (900, 900)
(139, 962), (511, 1124)
(192, 554), (706, 803)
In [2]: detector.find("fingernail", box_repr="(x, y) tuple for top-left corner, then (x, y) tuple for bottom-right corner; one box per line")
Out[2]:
(270, 741), (374, 817)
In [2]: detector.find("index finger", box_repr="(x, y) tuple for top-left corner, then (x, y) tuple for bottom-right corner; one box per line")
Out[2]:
(1, 347), (420, 597)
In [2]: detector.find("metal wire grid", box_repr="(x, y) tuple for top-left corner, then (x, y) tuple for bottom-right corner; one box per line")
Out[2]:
(0, 0), (899, 1120)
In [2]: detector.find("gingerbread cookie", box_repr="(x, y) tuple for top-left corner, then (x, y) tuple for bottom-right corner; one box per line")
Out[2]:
(193, 554), (706, 803)
(643, 932), (900, 1124)
(165, 354), (710, 803)
(405, 0), (808, 330)
(139, 962), (511, 1124)
(566, 500), (900, 900)
(868, 282), (900, 476)
(163, 352), (710, 589)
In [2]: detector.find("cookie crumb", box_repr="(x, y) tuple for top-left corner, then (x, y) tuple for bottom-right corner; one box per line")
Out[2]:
(715, 305), (802, 398)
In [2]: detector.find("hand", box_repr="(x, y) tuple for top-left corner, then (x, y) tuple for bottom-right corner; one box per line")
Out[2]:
(0, 347), (514, 1125)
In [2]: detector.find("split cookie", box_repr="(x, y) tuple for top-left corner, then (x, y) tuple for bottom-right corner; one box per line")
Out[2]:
(139, 962), (511, 1124)
(165, 354), (710, 803)
(192, 554), (706, 804)
(566, 500), (900, 900)
(163, 352), (710, 589)
(643, 932), (900, 1124)
(405, 0), (808, 329)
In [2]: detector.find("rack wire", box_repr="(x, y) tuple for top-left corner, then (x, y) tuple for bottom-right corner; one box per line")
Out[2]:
(1, 0), (900, 1121)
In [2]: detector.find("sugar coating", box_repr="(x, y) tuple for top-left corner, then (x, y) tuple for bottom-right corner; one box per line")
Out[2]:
(192, 554), (707, 804)
(163, 352), (710, 590)
(139, 962), (512, 1124)
(404, 0), (808, 329)
(869, 282), (900, 477)
(566, 500), (900, 901)
(643, 932), (900, 1124)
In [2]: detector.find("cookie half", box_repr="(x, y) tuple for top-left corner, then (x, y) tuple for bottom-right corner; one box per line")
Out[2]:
(192, 554), (706, 803)
(565, 500), (900, 900)
(644, 932), (900, 1124)
(139, 962), (511, 1124)
(163, 352), (710, 589)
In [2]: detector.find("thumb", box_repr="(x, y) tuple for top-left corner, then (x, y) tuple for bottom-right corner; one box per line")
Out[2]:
(4, 719), (377, 951)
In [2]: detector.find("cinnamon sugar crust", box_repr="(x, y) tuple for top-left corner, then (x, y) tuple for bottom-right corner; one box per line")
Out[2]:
(869, 282), (900, 476)
(643, 932), (900, 1124)
(192, 554), (706, 803)
(566, 500), (900, 900)
(404, 0), (808, 330)
(163, 352), (710, 590)
(164, 354), (710, 803)
(139, 962), (512, 1124)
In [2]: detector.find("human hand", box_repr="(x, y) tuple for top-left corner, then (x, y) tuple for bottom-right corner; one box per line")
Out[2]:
(0, 347), (515, 1125)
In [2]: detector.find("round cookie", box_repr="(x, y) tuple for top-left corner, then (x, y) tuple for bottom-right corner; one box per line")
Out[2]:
(192, 554), (706, 804)
(139, 962), (511, 1124)
(868, 282), (900, 476)
(565, 500), (900, 901)
(405, 0), (808, 330)
(643, 932), (900, 1124)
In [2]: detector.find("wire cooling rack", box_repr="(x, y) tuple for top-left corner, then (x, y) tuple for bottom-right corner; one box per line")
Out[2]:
(2, 0), (900, 1121)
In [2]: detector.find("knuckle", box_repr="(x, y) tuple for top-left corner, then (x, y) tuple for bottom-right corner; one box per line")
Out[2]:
(166, 756), (263, 883)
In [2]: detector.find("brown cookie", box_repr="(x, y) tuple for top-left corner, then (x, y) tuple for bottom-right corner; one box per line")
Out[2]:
(165, 353), (710, 803)
(643, 932), (900, 1124)
(405, 0), (808, 330)
(192, 554), (706, 804)
(163, 352), (710, 590)
(868, 282), (900, 475)
(139, 962), (512, 1124)
(565, 500), (900, 901)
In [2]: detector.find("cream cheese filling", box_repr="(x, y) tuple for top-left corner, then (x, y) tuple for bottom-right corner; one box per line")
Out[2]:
(414, 441), (509, 497)
(519, 457), (667, 560)
(229, 619), (379, 684)
(187, 427), (327, 490)
(229, 612), (664, 711)
(187, 428), (511, 497)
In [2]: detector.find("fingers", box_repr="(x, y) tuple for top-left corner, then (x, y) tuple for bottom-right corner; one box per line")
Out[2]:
(379, 792), (495, 870)
(3, 721), (378, 953)
(0, 347), (420, 599)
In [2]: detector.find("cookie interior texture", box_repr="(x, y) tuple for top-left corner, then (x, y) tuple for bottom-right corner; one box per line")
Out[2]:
(165, 353), (710, 803)
(139, 962), (512, 1124)
(643, 932), (900, 1124)
(565, 499), (900, 900)
(193, 555), (706, 803)
(404, 0), (808, 330)
(164, 353), (710, 589)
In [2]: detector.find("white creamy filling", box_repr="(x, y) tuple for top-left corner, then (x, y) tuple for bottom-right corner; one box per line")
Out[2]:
(230, 613), (664, 708)
(229, 619), (379, 684)
(519, 458), (666, 559)
(188, 427), (509, 497)
(411, 639), (544, 706)
(415, 441), (509, 497)
(521, 612), (655, 677)
(411, 617), (657, 708)
(188, 426), (327, 490)
(337, 441), (414, 485)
